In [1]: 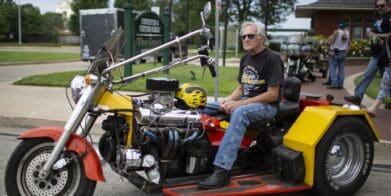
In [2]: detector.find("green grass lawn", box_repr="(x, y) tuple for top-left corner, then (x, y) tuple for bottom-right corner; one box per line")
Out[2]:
(0, 51), (79, 62)
(355, 73), (391, 105)
(14, 63), (239, 97)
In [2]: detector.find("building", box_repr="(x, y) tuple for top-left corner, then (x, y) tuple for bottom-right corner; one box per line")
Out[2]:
(56, 0), (73, 20)
(296, 0), (374, 39)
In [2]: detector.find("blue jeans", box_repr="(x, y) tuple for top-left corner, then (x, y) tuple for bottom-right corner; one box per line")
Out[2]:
(203, 101), (277, 170)
(329, 51), (346, 87)
(354, 55), (380, 100)
(377, 67), (391, 101)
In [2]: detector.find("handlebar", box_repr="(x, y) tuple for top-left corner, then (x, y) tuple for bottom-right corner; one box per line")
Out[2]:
(207, 59), (217, 77)
(102, 27), (212, 75)
(198, 45), (216, 77)
(112, 54), (214, 84)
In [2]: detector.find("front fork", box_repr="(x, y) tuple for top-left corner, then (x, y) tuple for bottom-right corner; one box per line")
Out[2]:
(39, 85), (99, 179)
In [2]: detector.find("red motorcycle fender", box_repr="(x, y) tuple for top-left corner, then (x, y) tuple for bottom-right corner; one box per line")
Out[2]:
(18, 126), (105, 182)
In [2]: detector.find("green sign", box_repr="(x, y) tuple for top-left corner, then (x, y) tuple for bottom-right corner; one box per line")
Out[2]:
(134, 11), (163, 54)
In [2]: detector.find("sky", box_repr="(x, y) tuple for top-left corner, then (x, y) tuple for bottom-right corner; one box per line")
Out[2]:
(17, 0), (317, 29)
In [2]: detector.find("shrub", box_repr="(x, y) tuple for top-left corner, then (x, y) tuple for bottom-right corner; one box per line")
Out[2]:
(268, 41), (281, 52)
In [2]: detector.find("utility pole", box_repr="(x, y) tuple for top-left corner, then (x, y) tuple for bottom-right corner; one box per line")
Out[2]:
(124, 0), (135, 76)
(222, 0), (229, 67)
(163, 6), (171, 74)
(185, 0), (189, 55)
(214, 0), (221, 101)
(264, 0), (270, 34)
(163, 0), (173, 74)
(18, 0), (22, 45)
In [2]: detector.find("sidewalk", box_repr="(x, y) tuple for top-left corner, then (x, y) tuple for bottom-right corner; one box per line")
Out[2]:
(0, 59), (390, 141)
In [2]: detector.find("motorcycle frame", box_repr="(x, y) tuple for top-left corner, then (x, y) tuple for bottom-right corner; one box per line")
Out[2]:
(39, 26), (213, 179)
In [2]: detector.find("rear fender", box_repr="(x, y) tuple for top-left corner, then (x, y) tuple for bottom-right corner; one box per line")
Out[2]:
(283, 106), (379, 186)
(18, 126), (105, 182)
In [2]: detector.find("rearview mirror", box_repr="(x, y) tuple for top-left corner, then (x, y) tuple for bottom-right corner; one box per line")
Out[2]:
(202, 2), (212, 20)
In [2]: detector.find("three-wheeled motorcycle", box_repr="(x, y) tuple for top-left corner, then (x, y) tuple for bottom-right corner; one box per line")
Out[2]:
(5, 2), (379, 196)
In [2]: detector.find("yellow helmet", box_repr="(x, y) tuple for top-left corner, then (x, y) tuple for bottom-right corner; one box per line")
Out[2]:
(176, 83), (207, 109)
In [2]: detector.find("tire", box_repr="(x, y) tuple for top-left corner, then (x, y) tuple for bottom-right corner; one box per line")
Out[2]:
(287, 66), (295, 77)
(5, 138), (96, 196)
(313, 117), (374, 196)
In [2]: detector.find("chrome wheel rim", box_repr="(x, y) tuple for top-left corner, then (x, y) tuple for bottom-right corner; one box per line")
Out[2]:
(326, 133), (364, 186)
(16, 142), (81, 196)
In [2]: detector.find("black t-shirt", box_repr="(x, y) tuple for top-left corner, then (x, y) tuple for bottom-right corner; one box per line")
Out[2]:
(371, 11), (391, 55)
(237, 48), (284, 101)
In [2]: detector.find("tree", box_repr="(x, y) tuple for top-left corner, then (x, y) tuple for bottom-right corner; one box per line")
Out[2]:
(229, 0), (296, 27)
(0, 0), (17, 41)
(172, 0), (212, 35)
(42, 12), (64, 44)
(229, 0), (258, 25)
(20, 4), (42, 40)
(257, 0), (297, 30)
(114, 0), (150, 10)
(69, 0), (108, 35)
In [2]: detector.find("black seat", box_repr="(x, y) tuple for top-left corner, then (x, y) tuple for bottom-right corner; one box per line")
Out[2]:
(247, 77), (301, 129)
(277, 76), (301, 115)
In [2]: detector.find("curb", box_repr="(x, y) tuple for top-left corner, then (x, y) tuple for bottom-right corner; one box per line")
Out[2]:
(344, 72), (385, 109)
(0, 59), (81, 66)
(0, 115), (102, 135)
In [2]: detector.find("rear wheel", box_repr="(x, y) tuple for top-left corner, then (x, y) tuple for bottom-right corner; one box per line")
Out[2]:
(5, 138), (96, 196)
(313, 117), (374, 196)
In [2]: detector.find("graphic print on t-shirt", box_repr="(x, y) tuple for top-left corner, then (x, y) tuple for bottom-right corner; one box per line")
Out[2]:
(241, 66), (265, 97)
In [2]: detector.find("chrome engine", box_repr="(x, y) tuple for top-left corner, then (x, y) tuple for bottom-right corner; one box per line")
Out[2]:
(135, 78), (202, 127)
(99, 78), (208, 185)
(136, 108), (202, 126)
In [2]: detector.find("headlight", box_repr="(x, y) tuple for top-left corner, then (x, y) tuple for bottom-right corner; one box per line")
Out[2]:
(287, 44), (300, 56)
(70, 75), (86, 103)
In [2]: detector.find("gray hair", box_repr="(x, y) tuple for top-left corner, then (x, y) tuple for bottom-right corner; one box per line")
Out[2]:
(240, 21), (266, 37)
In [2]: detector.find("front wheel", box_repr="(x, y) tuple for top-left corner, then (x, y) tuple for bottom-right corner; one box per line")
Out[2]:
(313, 117), (374, 196)
(5, 138), (96, 196)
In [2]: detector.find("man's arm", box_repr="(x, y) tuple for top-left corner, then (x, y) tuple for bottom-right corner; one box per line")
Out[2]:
(345, 31), (351, 54)
(326, 30), (338, 45)
(368, 31), (391, 39)
(367, 18), (391, 39)
(241, 85), (280, 105)
(220, 84), (243, 105)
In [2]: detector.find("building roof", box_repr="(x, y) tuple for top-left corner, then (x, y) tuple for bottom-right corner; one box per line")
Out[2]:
(296, 0), (374, 18)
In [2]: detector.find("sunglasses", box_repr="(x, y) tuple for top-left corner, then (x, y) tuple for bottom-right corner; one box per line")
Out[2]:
(376, 4), (386, 8)
(241, 34), (258, 40)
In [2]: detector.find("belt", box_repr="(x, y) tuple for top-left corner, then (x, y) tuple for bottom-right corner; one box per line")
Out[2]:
(333, 49), (346, 52)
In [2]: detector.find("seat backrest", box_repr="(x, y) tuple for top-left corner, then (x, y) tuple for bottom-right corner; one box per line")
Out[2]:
(282, 77), (301, 102)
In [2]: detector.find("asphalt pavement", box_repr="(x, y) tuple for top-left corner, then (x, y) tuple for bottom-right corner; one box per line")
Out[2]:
(0, 57), (390, 143)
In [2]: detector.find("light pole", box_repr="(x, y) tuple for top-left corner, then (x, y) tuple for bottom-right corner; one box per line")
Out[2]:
(264, 0), (269, 34)
(18, 0), (22, 45)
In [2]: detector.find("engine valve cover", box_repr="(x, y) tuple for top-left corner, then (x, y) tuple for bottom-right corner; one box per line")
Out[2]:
(136, 108), (201, 125)
(146, 78), (179, 92)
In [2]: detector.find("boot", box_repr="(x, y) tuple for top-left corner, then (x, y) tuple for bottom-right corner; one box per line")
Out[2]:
(198, 166), (231, 189)
(344, 96), (361, 106)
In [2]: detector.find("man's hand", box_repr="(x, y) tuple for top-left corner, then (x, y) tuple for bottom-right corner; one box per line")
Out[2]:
(220, 100), (243, 114)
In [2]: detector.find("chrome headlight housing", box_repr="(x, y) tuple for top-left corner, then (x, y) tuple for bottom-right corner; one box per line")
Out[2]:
(70, 75), (86, 103)
(288, 44), (300, 56)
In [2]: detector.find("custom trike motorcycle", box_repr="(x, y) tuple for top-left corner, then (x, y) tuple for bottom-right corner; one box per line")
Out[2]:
(5, 3), (379, 196)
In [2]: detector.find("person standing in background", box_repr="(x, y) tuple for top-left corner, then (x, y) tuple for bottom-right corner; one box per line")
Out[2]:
(326, 21), (350, 89)
(367, 36), (391, 116)
(345, 0), (391, 105)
